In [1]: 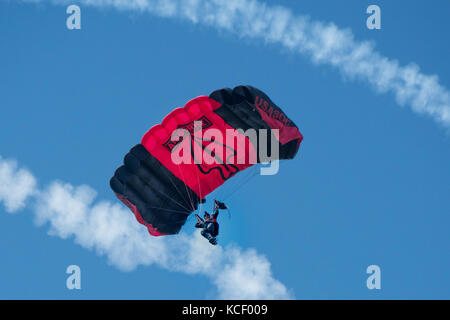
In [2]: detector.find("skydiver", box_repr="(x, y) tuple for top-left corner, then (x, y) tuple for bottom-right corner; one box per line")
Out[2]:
(195, 199), (227, 245)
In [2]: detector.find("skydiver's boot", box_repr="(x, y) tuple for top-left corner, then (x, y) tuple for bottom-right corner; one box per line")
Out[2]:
(209, 237), (217, 245)
(201, 230), (217, 245)
(201, 230), (209, 240)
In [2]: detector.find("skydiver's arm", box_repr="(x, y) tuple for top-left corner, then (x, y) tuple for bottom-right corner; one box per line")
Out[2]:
(195, 214), (204, 228)
(212, 208), (219, 220)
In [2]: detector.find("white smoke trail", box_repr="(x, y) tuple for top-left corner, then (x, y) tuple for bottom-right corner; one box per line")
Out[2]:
(0, 155), (292, 299)
(0, 156), (37, 213)
(16, 0), (450, 127)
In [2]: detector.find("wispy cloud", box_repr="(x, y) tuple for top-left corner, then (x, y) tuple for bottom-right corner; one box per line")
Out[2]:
(0, 155), (292, 299)
(18, 0), (450, 127)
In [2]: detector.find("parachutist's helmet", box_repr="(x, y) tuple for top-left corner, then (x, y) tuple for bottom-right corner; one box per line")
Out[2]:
(204, 212), (210, 219)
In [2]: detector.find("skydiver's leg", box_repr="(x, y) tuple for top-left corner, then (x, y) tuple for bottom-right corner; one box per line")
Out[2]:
(201, 229), (213, 241)
(205, 223), (218, 245)
(201, 224), (217, 245)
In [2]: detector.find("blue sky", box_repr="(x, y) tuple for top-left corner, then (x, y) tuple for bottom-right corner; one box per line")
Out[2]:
(1, 0), (449, 299)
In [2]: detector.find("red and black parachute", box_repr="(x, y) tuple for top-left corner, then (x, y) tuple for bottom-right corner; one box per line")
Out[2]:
(110, 85), (303, 236)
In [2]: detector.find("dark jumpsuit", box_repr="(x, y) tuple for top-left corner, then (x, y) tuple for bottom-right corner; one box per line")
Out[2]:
(195, 207), (219, 243)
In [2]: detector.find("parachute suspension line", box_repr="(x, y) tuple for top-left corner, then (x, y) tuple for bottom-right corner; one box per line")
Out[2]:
(146, 181), (192, 212)
(158, 132), (198, 212)
(144, 206), (190, 214)
(222, 164), (260, 201)
(176, 163), (195, 211)
(212, 164), (249, 200)
(147, 169), (193, 212)
(157, 162), (193, 212)
(194, 161), (203, 216)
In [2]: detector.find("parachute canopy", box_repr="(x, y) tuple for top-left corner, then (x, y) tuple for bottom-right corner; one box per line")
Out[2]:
(110, 85), (303, 236)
